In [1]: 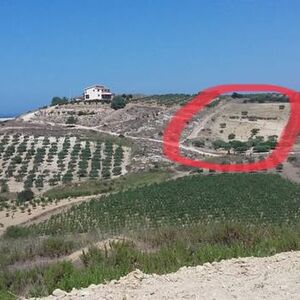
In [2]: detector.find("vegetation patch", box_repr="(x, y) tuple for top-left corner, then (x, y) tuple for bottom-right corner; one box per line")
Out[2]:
(43, 169), (171, 201)
(212, 135), (278, 153)
(129, 94), (194, 106)
(22, 173), (300, 236)
(1, 223), (300, 298)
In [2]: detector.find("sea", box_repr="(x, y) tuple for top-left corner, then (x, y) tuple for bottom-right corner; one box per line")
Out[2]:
(0, 116), (15, 122)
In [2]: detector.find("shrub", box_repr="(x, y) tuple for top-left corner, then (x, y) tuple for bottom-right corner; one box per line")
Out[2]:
(248, 116), (257, 121)
(51, 97), (68, 106)
(66, 116), (77, 125)
(234, 145), (249, 153)
(44, 261), (75, 292)
(4, 225), (30, 239)
(231, 92), (243, 98)
(251, 128), (260, 136)
(1, 182), (9, 193)
(17, 143), (27, 154)
(41, 238), (75, 258)
(230, 140), (251, 152)
(276, 163), (284, 172)
(17, 189), (34, 203)
(35, 176), (44, 189)
(253, 144), (270, 153)
(212, 140), (231, 150)
(287, 156), (297, 163)
(0, 195), (8, 203)
(62, 172), (73, 183)
(228, 133), (236, 140)
(112, 166), (122, 176)
(80, 246), (104, 267)
(111, 96), (126, 110)
(102, 168), (111, 179)
(192, 140), (205, 147)
(268, 135), (278, 140)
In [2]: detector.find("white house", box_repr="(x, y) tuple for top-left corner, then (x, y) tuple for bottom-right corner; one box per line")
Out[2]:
(83, 84), (113, 101)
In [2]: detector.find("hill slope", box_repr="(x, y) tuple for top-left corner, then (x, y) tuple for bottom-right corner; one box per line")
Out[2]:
(33, 251), (300, 300)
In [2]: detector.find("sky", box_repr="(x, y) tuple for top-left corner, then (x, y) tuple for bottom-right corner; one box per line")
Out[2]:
(0, 0), (299, 116)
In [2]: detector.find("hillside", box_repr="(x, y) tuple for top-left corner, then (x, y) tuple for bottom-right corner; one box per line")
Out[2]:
(1, 94), (299, 223)
(1, 94), (300, 299)
(1, 173), (300, 298)
(33, 251), (300, 300)
(26, 173), (300, 236)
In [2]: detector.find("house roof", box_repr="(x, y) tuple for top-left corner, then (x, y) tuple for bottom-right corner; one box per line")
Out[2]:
(84, 84), (106, 91)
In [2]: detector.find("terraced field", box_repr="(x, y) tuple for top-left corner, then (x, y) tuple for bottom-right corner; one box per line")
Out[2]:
(185, 100), (290, 153)
(0, 133), (130, 194)
(129, 94), (194, 106)
(26, 173), (300, 236)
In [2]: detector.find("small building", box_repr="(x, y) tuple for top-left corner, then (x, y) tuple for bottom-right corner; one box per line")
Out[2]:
(83, 84), (113, 101)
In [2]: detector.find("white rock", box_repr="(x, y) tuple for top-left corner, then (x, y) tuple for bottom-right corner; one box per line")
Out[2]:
(70, 288), (78, 295)
(52, 289), (66, 297)
(89, 284), (97, 290)
(79, 290), (90, 297)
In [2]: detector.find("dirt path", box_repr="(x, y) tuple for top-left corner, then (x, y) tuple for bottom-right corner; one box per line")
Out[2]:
(185, 99), (226, 141)
(18, 118), (221, 157)
(31, 251), (300, 300)
(281, 161), (300, 183)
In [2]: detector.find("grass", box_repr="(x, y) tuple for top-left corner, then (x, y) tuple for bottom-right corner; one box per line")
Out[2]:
(0, 236), (79, 268)
(1, 222), (300, 298)
(79, 132), (133, 148)
(0, 290), (17, 300)
(26, 173), (300, 236)
(0, 291), (16, 300)
(129, 94), (194, 106)
(43, 168), (172, 200)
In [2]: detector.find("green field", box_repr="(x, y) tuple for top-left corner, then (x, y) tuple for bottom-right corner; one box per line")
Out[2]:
(42, 168), (172, 200)
(26, 173), (300, 236)
(130, 94), (194, 106)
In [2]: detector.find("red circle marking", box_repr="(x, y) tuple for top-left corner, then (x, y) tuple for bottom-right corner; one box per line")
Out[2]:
(163, 84), (300, 172)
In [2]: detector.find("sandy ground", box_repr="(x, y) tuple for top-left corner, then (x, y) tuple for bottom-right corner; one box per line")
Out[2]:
(30, 251), (300, 300)
(17, 103), (221, 158)
(19, 111), (37, 122)
(189, 102), (290, 143)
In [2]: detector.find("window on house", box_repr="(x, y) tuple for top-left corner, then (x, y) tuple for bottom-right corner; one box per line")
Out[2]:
(85, 94), (89, 99)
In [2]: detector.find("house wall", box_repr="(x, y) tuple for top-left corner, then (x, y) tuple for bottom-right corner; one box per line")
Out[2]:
(84, 87), (112, 100)
(84, 87), (103, 100)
